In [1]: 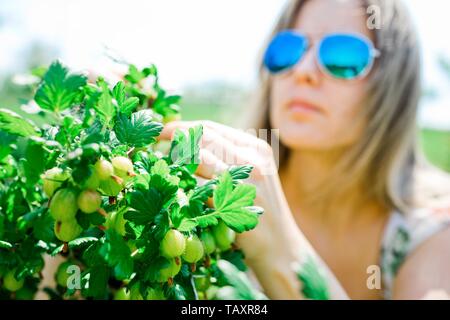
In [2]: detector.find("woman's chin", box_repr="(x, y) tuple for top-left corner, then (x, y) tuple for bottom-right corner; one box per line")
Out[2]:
(278, 131), (327, 150)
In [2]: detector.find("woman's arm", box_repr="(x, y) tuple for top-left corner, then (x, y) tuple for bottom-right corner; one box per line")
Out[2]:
(237, 168), (349, 300)
(393, 227), (450, 299)
(160, 120), (349, 300)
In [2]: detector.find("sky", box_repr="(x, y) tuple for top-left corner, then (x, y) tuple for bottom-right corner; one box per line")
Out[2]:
(0, 0), (449, 129)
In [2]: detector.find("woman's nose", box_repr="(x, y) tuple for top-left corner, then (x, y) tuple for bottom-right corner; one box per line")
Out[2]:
(289, 46), (320, 86)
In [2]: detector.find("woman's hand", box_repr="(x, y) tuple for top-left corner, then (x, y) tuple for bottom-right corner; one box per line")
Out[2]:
(159, 120), (287, 257)
(159, 120), (348, 299)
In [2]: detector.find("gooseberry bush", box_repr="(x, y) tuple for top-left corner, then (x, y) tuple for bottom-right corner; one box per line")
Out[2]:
(0, 61), (266, 300)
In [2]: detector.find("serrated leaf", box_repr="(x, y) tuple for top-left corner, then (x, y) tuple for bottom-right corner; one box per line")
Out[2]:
(151, 159), (170, 176)
(112, 81), (139, 115)
(114, 111), (163, 147)
(220, 209), (259, 233)
(34, 60), (87, 112)
(0, 108), (39, 137)
(149, 174), (178, 205)
(229, 165), (253, 181)
(143, 257), (169, 282)
(85, 265), (110, 299)
(112, 81), (125, 106)
(22, 139), (46, 184)
(51, 244), (64, 256)
(68, 237), (98, 249)
(99, 230), (133, 280)
(34, 212), (56, 243)
(213, 172), (233, 210)
(191, 214), (219, 228)
(183, 172), (261, 232)
(126, 188), (162, 225)
(94, 79), (116, 127)
(151, 211), (170, 241)
(122, 97), (139, 115)
(177, 218), (198, 232)
(217, 182), (255, 212)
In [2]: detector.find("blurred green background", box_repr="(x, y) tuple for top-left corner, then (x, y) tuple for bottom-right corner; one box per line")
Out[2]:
(1, 61), (449, 173)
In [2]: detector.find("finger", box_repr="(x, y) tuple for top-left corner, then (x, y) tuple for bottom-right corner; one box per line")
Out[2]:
(201, 120), (266, 149)
(158, 120), (195, 141)
(196, 149), (229, 180)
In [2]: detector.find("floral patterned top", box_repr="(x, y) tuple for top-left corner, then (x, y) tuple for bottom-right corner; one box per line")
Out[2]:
(380, 204), (450, 299)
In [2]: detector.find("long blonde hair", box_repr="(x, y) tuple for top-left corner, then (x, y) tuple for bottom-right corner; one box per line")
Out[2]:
(246, 0), (450, 214)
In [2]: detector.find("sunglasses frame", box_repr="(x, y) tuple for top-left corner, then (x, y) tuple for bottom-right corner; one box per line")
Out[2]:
(265, 30), (381, 81)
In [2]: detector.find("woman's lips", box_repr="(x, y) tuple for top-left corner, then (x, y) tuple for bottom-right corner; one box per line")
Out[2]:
(285, 99), (323, 118)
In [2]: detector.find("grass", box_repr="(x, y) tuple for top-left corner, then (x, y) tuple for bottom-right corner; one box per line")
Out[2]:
(420, 128), (450, 172)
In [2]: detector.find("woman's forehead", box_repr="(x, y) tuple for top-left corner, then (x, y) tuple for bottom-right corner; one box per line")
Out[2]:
(292, 0), (370, 39)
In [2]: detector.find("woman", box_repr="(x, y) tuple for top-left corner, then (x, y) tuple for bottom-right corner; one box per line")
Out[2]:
(160, 0), (450, 299)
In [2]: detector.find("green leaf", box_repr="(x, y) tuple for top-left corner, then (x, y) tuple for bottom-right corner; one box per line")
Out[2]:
(122, 97), (139, 115)
(51, 244), (64, 256)
(114, 111), (163, 147)
(296, 257), (330, 300)
(68, 237), (98, 249)
(229, 165), (254, 181)
(149, 174), (178, 205)
(151, 211), (170, 241)
(213, 172), (234, 210)
(165, 283), (187, 300)
(112, 81), (139, 115)
(34, 212), (56, 243)
(191, 213), (220, 229)
(0, 108), (39, 137)
(181, 172), (261, 233)
(143, 257), (169, 282)
(22, 138), (47, 184)
(219, 209), (259, 233)
(112, 81), (125, 106)
(150, 159), (170, 176)
(99, 230), (133, 280)
(221, 250), (247, 272)
(215, 260), (263, 300)
(34, 60), (87, 112)
(213, 172), (260, 233)
(126, 188), (162, 225)
(94, 79), (116, 127)
(85, 265), (110, 299)
(154, 94), (181, 116)
(177, 219), (198, 232)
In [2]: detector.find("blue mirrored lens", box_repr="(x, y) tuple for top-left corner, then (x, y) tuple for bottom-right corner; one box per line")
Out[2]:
(264, 31), (308, 73)
(319, 34), (371, 79)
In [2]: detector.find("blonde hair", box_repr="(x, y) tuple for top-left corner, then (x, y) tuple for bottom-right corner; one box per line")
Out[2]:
(246, 0), (450, 213)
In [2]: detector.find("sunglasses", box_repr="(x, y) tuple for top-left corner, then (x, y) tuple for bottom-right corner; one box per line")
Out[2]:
(263, 30), (380, 80)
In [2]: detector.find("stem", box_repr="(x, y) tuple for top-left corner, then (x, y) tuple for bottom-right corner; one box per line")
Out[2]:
(190, 276), (199, 300)
(111, 175), (123, 185)
(97, 208), (108, 217)
(126, 147), (135, 159)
